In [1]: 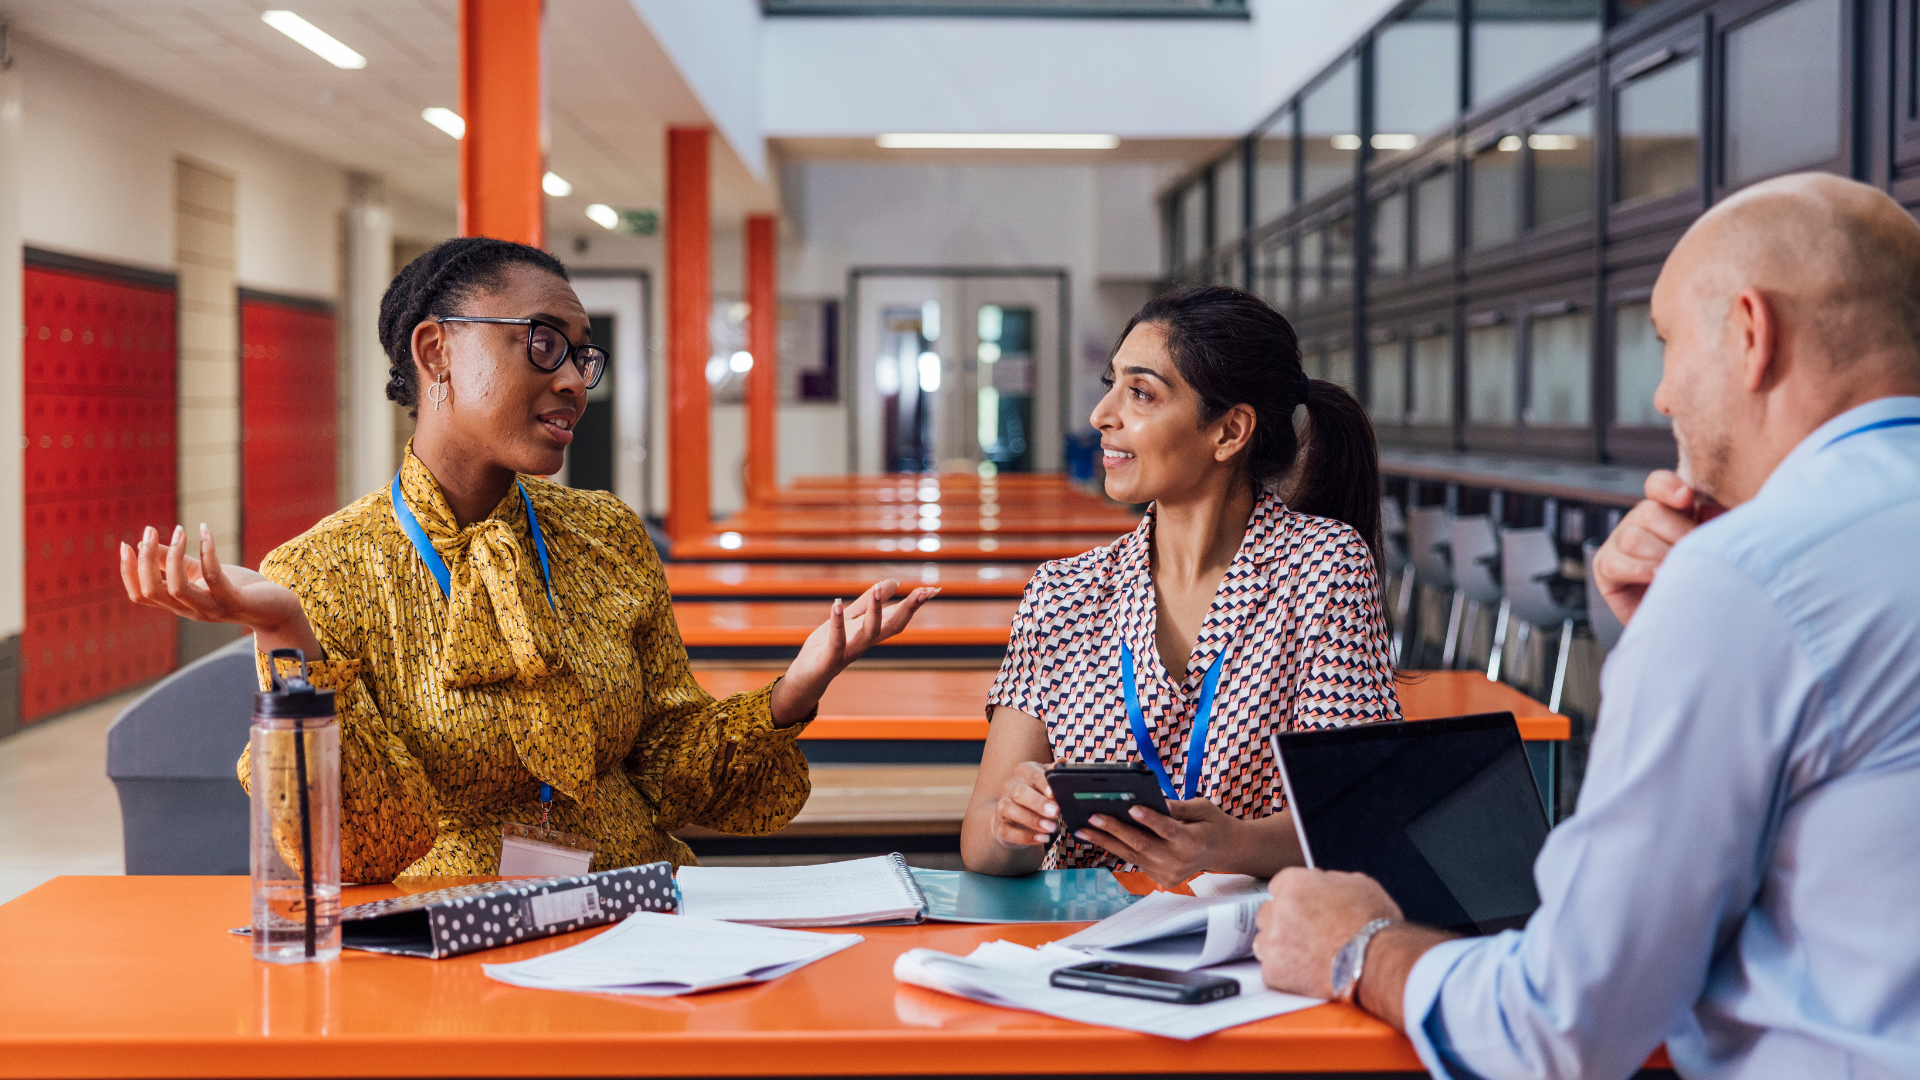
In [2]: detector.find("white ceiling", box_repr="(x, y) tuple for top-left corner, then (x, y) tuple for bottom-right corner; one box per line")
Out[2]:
(0, 0), (779, 225)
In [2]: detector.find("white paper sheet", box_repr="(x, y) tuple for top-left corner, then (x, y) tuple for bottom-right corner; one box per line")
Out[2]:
(483, 913), (859, 996)
(894, 940), (1321, 1040)
(1052, 890), (1269, 970)
(675, 854), (925, 926)
(1189, 872), (1266, 898)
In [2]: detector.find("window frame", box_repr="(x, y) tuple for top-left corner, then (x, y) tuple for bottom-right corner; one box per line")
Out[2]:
(1401, 314), (1458, 447)
(1461, 303), (1521, 449)
(1711, 0), (1855, 196)
(1898, 0), (1920, 169)
(1606, 20), (1709, 240)
(1603, 264), (1679, 465)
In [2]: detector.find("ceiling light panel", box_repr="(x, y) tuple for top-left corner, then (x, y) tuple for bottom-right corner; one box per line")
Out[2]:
(261, 11), (367, 70)
(422, 108), (466, 139)
(876, 133), (1120, 150)
(542, 172), (573, 197)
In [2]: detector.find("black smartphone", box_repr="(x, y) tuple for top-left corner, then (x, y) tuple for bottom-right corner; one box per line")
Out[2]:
(1045, 763), (1170, 834)
(1048, 960), (1241, 1004)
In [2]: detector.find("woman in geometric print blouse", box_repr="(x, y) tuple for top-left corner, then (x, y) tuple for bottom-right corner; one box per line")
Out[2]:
(118, 237), (935, 882)
(962, 285), (1400, 887)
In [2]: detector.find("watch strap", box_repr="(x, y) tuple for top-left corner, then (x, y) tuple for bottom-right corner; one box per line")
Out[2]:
(1332, 917), (1394, 1004)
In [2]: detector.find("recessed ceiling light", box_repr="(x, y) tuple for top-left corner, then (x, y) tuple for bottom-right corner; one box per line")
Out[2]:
(585, 204), (619, 230)
(875, 133), (1119, 150)
(422, 108), (465, 140)
(542, 172), (573, 197)
(261, 11), (366, 70)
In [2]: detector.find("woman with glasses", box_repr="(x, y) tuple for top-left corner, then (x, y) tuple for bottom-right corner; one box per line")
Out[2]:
(118, 237), (937, 881)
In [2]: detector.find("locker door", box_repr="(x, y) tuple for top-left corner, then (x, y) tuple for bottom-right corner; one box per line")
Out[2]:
(241, 298), (337, 568)
(21, 266), (178, 722)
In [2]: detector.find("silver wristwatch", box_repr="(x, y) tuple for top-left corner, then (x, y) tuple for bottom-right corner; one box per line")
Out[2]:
(1329, 918), (1394, 1004)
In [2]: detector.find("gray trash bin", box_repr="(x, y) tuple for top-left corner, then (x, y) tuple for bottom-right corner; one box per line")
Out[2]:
(105, 637), (258, 874)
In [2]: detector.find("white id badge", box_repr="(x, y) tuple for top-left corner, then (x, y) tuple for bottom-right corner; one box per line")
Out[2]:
(499, 821), (598, 877)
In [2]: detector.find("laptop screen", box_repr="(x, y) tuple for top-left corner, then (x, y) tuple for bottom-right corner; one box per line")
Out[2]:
(1273, 712), (1550, 936)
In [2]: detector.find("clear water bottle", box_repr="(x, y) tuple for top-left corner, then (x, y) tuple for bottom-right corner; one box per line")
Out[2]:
(251, 648), (342, 963)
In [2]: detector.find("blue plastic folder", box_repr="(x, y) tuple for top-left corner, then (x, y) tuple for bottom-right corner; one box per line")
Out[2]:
(911, 867), (1139, 924)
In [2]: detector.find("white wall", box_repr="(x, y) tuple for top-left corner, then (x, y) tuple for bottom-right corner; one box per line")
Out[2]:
(762, 16), (1257, 137)
(627, 0), (766, 179)
(16, 36), (348, 301)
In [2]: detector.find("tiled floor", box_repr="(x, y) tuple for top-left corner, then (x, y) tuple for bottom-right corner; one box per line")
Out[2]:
(0, 691), (139, 905)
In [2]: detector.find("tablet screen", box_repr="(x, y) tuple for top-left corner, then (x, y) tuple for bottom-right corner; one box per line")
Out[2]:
(1273, 713), (1550, 935)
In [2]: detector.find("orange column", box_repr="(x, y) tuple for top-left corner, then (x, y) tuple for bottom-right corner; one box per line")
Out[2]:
(666, 128), (712, 542)
(459, 0), (544, 246)
(744, 215), (779, 506)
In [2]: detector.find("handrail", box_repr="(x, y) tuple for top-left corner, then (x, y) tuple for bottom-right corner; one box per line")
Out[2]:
(1381, 450), (1651, 508)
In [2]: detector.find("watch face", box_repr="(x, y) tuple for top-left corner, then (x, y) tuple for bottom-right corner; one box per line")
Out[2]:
(1330, 936), (1362, 998)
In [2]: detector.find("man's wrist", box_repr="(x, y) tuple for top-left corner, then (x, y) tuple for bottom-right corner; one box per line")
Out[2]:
(1354, 922), (1458, 1032)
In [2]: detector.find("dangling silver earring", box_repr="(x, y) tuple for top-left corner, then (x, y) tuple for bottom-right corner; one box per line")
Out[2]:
(427, 374), (449, 412)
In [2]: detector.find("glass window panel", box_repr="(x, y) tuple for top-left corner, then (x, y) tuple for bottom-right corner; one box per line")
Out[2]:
(1182, 183), (1208, 267)
(1467, 323), (1517, 423)
(1531, 104), (1595, 228)
(1613, 301), (1669, 426)
(1258, 238), (1293, 309)
(1373, 189), (1408, 276)
(1725, 0), (1843, 185)
(1372, 342), (1408, 421)
(1527, 310), (1592, 425)
(1377, 0), (1461, 143)
(1415, 169), (1454, 266)
(1302, 58), (1360, 202)
(1472, 0), (1601, 109)
(1616, 56), (1700, 204)
(1255, 108), (1295, 225)
(1215, 156), (1243, 246)
(1326, 215), (1355, 296)
(1471, 140), (1520, 249)
(1328, 347), (1356, 392)
(1299, 230), (1324, 304)
(1411, 331), (1453, 424)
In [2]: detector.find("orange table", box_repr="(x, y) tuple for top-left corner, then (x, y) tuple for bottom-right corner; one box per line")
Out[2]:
(692, 669), (1570, 745)
(675, 599), (1019, 658)
(720, 505), (1141, 538)
(664, 562), (1036, 600)
(671, 533), (1118, 563)
(0, 875), (1430, 1078)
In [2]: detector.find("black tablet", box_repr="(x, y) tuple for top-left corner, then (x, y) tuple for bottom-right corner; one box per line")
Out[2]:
(1272, 712), (1550, 936)
(1045, 763), (1171, 835)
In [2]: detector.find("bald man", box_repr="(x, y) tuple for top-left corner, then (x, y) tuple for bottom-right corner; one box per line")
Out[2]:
(1252, 172), (1920, 1080)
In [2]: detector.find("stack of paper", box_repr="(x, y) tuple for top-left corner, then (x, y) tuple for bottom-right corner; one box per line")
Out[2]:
(1054, 890), (1269, 970)
(1188, 872), (1266, 898)
(895, 940), (1320, 1040)
(675, 853), (928, 927)
(483, 913), (859, 996)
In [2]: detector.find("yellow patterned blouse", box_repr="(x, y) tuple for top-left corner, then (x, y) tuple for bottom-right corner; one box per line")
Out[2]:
(238, 448), (810, 882)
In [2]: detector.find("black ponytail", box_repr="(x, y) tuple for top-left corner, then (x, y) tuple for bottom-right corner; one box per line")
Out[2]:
(1117, 284), (1383, 567)
(377, 236), (570, 416)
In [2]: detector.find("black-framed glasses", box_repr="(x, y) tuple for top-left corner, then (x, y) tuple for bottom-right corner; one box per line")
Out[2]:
(437, 316), (608, 389)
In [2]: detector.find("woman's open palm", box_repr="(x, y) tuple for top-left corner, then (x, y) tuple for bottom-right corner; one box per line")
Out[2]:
(118, 524), (321, 655)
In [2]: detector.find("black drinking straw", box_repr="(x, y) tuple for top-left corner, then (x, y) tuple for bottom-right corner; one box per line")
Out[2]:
(294, 716), (316, 958)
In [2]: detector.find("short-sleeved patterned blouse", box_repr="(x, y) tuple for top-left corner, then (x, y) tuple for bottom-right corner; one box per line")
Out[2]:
(237, 447), (810, 883)
(987, 491), (1401, 870)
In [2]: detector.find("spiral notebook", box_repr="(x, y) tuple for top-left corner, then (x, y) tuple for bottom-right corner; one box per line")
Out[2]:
(675, 854), (929, 927)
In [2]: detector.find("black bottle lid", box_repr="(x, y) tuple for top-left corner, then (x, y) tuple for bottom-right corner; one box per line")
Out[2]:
(254, 647), (337, 720)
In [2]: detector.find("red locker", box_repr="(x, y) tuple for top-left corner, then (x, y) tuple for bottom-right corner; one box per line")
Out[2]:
(240, 298), (338, 568)
(21, 265), (179, 722)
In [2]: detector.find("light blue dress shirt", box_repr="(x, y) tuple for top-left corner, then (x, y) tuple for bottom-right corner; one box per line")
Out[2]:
(1402, 396), (1920, 1080)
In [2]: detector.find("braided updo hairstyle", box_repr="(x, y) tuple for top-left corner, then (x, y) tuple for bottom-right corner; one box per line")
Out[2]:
(378, 236), (570, 416)
(1115, 284), (1382, 566)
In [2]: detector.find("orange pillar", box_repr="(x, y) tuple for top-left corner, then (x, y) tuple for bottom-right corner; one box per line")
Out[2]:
(459, 0), (544, 246)
(666, 128), (712, 542)
(744, 215), (779, 506)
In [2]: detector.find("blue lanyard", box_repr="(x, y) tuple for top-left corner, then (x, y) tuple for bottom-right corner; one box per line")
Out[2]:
(390, 472), (555, 610)
(1821, 415), (1920, 451)
(1119, 641), (1226, 801)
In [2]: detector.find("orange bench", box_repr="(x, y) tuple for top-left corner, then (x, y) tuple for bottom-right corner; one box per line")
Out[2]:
(675, 599), (1020, 660)
(720, 504), (1141, 537)
(671, 532), (1119, 562)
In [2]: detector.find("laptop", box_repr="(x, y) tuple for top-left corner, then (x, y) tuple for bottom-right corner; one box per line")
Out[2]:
(1271, 712), (1550, 936)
